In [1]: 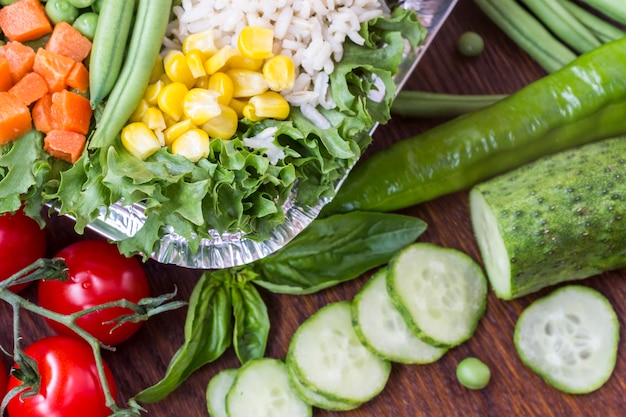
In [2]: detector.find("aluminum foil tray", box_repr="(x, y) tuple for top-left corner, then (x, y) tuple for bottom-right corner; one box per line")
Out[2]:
(83, 0), (458, 269)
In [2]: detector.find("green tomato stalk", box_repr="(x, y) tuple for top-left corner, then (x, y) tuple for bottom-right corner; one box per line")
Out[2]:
(0, 258), (185, 417)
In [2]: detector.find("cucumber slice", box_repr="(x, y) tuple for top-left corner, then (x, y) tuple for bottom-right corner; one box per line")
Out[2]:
(514, 285), (619, 394)
(287, 360), (361, 411)
(287, 301), (391, 405)
(206, 368), (237, 417)
(225, 358), (312, 417)
(352, 268), (448, 364)
(387, 243), (487, 347)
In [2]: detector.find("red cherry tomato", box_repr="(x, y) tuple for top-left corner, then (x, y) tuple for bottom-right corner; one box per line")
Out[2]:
(0, 359), (7, 400)
(6, 336), (117, 417)
(0, 209), (47, 292)
(38, 240), (150, 346)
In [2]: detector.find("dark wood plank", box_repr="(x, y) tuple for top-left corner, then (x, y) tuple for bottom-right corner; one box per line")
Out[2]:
(8, 1), (626, 416)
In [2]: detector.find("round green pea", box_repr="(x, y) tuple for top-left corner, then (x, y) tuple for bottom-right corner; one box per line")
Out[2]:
(45, 0), (80, 25)
(68, 0), (95, 7)
(457, 31), (484, 57)
(73, 11), (98, 40)
(456, 357), (491, 390)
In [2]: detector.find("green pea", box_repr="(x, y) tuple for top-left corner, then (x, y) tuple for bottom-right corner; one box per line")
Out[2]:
(458, 31), (484, 57)
(90, 0), (104, 13)
(68, 0), (95, 7)
(73, 11), (98, 40)
(456, 357), (491, 390)
(0, 0), (17, 6)
(45, 0), (80, 25)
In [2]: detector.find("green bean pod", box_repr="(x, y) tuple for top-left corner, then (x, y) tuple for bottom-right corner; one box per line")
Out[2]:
(323, 37), (626, 215)
(89, 0), (134, 108)
(89, 0), (172, 150)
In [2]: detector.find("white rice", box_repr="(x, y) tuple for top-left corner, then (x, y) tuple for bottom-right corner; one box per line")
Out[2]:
(166, 0), (385, 129)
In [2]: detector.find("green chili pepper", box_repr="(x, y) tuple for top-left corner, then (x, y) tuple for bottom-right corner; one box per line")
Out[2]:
(232, 282), (270, 364)
(133, 270), (232, 404)
(253, 211), (427, 295)
(323, 37), (626, 215)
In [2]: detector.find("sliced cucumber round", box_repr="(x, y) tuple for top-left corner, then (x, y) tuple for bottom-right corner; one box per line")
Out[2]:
(206, 368), (237, 417)
(225, 358), (312, 417)
(287, 301), (391, 405)
(286, 360), (361, 411)
(352, 268), (448, 364)
(387, 243), (487, 347)
(514, 285), (619, 394)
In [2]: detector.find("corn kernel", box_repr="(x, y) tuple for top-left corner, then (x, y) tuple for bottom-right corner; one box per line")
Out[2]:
(237, 26), (274, 60)
(164, 119), (194, 146)
(182, 29), (217, 56)
(194, 75), (211, 90)
(183, 88), (222, 125)
(229, 98), (247, 118)
(129, 99), (150, 123)
(227, 54), (263, 71)
(121, 122), (162, 160)
(163, 50), (196, 89)
(186, 49), (207, 79)
(149, 55), (164, 83)
(154, 129), (165, 146)
(263, 55), (295, 91)
(171, 128), (210, 163)
(157, 82), (189, 121)
(205, 46), (238, 75)
(141, 107), (167, 132)
(202, 104), (239, 139)
(144, 79), (167, 106)
(227, 68), (268, 98)
(243, 91), (290, 121)
(208, 72), (234, 105)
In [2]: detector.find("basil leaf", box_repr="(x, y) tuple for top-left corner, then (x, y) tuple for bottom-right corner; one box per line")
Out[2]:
(253, 211), (427, 294)
(134, 270), (232, 404)
(232, 281), (270, 364)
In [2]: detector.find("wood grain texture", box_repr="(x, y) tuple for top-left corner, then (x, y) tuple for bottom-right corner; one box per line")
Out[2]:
(10, 0), (626, 416)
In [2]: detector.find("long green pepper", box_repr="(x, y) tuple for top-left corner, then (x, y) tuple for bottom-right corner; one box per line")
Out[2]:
(89, 0), (173, 150)
(323, 37), (626, 215)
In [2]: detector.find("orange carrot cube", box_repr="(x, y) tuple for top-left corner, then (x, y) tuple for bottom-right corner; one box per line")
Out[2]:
(0, 91), (32, 145)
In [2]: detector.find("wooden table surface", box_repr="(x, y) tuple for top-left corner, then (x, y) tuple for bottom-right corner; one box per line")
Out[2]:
(10, 0), (626, 416)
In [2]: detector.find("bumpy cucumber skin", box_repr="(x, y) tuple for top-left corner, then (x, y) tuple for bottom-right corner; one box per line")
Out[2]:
(514, 285), (619, 394)
(470, 136), (626, 299)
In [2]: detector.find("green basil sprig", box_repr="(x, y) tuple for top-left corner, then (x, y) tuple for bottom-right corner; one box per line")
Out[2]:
(232, 281), (270, 364)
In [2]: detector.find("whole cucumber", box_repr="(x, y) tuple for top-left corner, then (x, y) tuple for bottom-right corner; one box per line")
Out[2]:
(469, 135), (626, 300)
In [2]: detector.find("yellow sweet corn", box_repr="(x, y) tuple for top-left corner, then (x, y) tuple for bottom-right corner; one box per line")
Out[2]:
(243, 91), (290, 121)
(227, 54), (264, 71)
(237, 26), (274, 60)
(163, 50), (195, 89)
(182, 29), (217, 56)
(202, 104), (239, 139)
(129, 99), (150, 123)
(141, 107), (167, 132)
(121, 122), (162, 160)
(229, 97), (248, 118)
(208, 72), (234, 105)
(205, 46), (238, 75)
(194, 75), (211, 90)
(149, 55), (164, 83)
(227, 68), (268, 98)
(263, 55), (295, 91)
(183, 88), (222, 125)
(157, 82), (189, 121)
(171, 128), (211, 163)
(164, 119), (194, 146)
(144, 80), (166, 106)
(186, 49), (207, 79)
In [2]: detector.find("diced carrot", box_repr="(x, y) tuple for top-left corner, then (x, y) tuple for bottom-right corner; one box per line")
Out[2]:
(65, 61), (89, 94)
(43, 129), (86, 163)
(32, 93), (53, 133)
(33, 48), (75, 92)
(8, 71), (49, 106)
(45, 21), (92, 63)
(0, 57), (12, 91)
(0, 41), (36, 84)
(0, 91), (32, 145)
(0, 0), (52, 42)
(50, 89), (92, 135)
